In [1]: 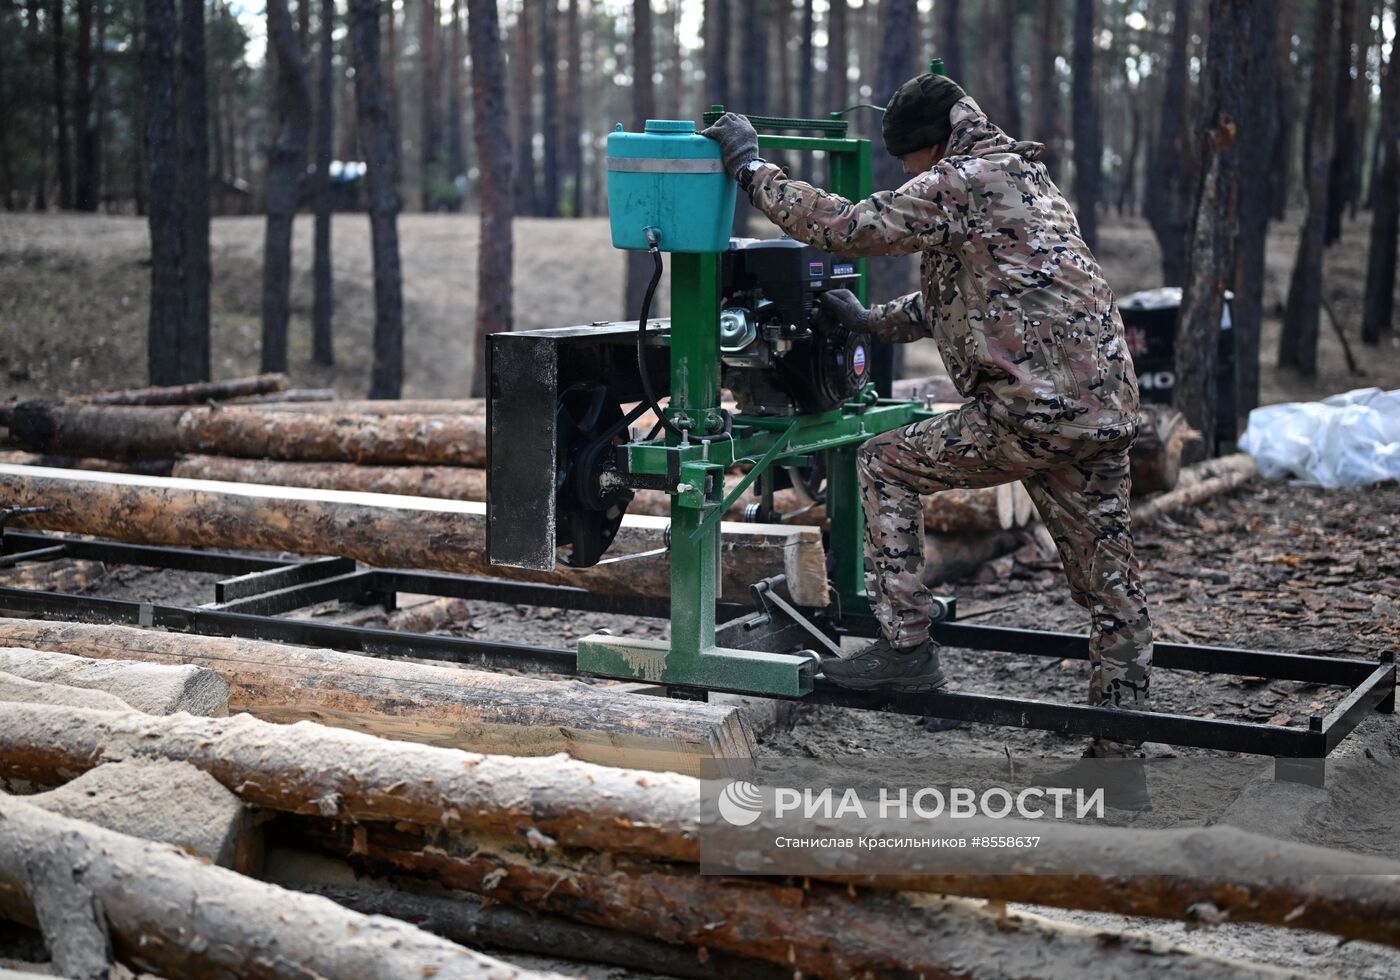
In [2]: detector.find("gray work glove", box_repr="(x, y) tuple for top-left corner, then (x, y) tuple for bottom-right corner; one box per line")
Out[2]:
(818, 289), (870, 333)
(701, 112), (759, 178)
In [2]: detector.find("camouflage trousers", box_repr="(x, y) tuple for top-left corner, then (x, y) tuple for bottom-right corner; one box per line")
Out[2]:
(857, 401), (1153, 710)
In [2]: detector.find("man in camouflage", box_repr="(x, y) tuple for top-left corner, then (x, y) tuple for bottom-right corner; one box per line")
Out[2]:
(705, 74), (1153, 761)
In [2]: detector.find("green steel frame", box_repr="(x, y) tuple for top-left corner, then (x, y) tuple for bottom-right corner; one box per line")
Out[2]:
(577, 120), (929, 696)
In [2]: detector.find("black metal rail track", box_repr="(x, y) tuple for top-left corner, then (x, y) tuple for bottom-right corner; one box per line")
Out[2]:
(2, 529), (1392, 781)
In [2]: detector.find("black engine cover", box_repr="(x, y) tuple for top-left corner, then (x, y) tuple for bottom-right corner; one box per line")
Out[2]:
(720, 238), (872, 416)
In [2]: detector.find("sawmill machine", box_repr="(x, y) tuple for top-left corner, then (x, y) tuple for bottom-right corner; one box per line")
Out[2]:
(485, 104), (943, 699)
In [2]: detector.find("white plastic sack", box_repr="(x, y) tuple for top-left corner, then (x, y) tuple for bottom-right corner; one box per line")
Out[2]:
(1238, 387), (1400, 488)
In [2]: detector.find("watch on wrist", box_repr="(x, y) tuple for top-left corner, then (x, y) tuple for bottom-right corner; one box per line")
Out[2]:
(738, 157), (767, 192)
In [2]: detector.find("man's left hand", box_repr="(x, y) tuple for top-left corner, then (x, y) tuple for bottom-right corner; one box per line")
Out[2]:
(701, 112), (759, 178)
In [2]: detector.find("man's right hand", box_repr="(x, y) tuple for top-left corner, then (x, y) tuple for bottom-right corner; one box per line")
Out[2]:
(818, 289), (870, 333)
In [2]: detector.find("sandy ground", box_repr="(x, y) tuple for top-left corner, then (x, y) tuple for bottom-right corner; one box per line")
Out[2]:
(2, 209), (1397, 405)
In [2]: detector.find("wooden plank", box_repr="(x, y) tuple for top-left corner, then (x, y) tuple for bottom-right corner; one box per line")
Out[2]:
(0, 464), (829, 605)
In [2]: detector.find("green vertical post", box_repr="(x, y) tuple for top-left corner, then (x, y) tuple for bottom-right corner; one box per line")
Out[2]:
(667, 251), (720, 660)
(827, 141), (873, 304)
(827, 443), (870, 614)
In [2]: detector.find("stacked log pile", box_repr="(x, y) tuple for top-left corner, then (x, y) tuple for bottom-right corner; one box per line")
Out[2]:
(1, 377), (1241, 594)
(0, 695), (1391, 978)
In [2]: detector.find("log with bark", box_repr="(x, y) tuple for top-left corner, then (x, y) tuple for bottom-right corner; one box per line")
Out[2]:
(288, 882), (789, 980)
(0, 465), (829, 605)
(2, 703), (1396, 951)
(890, 374), (962, 404)
(7, 403), (189, 459)
(0, 619), (755, 772)
(0, 795), (560, 980)
(922, 530), (1022, 584)
(1130, 404), (1201, 495)
(7, 401), (490, 465)
(223, 387), (338, 404)
(295, 819), (1296, 980)
(0, 449), (174, 475)
(0, 558), (106, 594)
(1131, 454), (1259, 527)
(81, 372), (288, 405)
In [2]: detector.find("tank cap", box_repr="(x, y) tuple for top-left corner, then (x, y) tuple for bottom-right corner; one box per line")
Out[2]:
(643, 119), (697, 134)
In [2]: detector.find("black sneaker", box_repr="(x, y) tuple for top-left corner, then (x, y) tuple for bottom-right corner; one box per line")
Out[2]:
(822, 637), (947, 692)
(1033, 755), (1151, 812)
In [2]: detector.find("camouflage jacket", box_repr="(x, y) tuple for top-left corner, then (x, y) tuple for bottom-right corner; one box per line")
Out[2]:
(747, 97), (1139, 438)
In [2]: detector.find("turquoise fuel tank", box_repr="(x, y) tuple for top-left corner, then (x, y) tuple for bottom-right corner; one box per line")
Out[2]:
(606, 119), (737, 253)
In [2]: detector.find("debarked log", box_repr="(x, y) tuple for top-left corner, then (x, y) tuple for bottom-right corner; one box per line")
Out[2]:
(0, 795), (562, 980)
(294, 819), (1296, 980)
(171, 454), (1024, 533)
(1131, 453), (1259, 527)
(0, 646), (229, 716)
(2, 704), (1396, 951)
(0, 465), (829, 605)
(0, 619), (754, 772)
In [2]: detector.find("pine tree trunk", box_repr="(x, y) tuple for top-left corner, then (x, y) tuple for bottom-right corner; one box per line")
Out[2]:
(262, 0), (311, 376)
(1347, 0), (1372, 219)
(564, 0), (582, 214)
(351, 0), (405, 398)
(667, 0), (683, 117)
(1325, 0), (1357, 243)
(1278, 0), (1337, 376)
(1269, 0), (1296, 218)
(1034, 0), (1062, 174)
(865, 0), (917, 342)
(383, 0), (401, 189)
(1361, 10), (1398, 346)
(337, 27), (358, 159)
(825, 0), (847, 114)
(27, 0), (50, 210)
(540, 0), (560, 216)
(512, 0), (537, 216)
(466, 0), (514, 397)
(446, 0), (467, 200)
(798, 1), (813, 112)
(180, 0), (211, 382)
(419, 0), (441, 211)
(704, 0), (729, 108)
(999, 0), (1022, 137)
(1176, 0), (1252, 459)
(937, 0), (961, 82)
(1144, 0), (1193, 285)
(1070, 0), (1099, 250)
(53, 0), (74, 209)
(311, 0), (336, 366)
(622, 0), (656, 319)
(1232, 3), (1277, 415)
(73, 0), (97, 211)
(142, 0), (183, 385)
(774, 0), (791, 118)
(91, 0), (107, 207)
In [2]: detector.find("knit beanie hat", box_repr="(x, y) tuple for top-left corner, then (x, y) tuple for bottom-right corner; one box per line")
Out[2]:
(882, 73), (967, 156)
